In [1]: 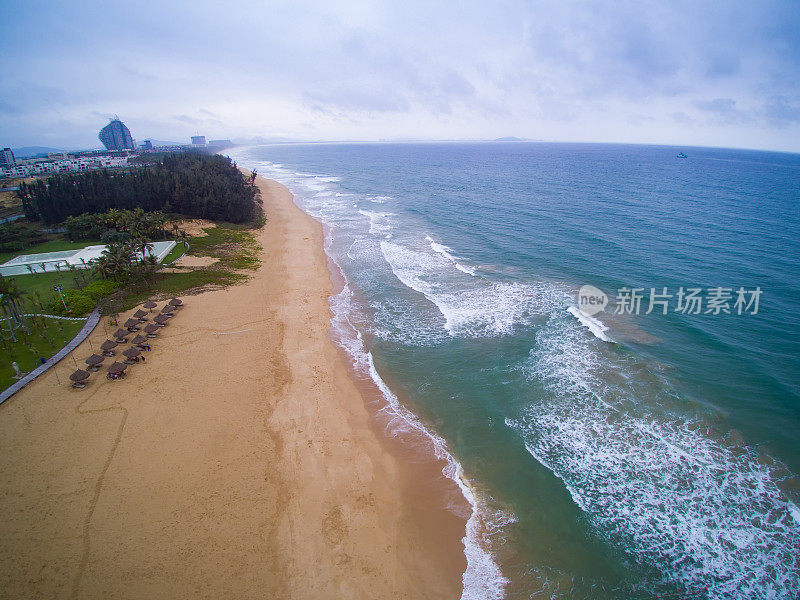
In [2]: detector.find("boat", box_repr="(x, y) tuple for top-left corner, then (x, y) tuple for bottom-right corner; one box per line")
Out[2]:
(676, 152), (687, 158)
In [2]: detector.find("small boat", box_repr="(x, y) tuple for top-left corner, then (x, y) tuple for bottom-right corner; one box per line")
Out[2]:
(676, 152), (687, 158)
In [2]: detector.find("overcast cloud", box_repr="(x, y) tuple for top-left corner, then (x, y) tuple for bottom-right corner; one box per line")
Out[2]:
(1, 0), (799, 151)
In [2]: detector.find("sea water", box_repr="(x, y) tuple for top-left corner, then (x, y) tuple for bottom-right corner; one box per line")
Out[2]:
(229, 142), (800, 600)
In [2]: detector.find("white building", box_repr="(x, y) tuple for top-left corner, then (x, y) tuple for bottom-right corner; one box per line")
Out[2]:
(0, 155), (130, 178)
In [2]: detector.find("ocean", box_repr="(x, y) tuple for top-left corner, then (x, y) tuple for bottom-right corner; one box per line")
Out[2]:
(228, 142), (800, 600)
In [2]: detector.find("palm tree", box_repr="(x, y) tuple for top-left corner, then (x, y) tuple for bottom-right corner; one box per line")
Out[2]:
(0, 275), (30, 335)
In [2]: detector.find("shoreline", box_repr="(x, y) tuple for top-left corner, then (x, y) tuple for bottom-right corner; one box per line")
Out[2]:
(0, 177), (464, 598)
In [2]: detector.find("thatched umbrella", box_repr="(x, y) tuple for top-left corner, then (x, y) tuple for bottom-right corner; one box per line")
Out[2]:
(131, 334), (148, 346)
(161, 305), (175, 314)
(107, 362), (127, 377)
(70, 369), (90, 382)
(168, 298), (183, 307)
(122, 347), (141, 362)
(143, 323), (159, 336)
(133, 309), (148, 320)
(100, 339), (118, 355)
(85, 354), (105, 371)
(124, 318), (141, 331)
(113, 328), (129, 341)
(143, 300), (157, 311)
(153, 314), (169, 325)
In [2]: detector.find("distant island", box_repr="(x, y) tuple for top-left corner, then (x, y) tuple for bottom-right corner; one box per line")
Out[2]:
(494, 136), (528, 142)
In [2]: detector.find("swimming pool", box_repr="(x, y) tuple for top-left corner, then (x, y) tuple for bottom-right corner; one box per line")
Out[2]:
(0, 241), (176, 277)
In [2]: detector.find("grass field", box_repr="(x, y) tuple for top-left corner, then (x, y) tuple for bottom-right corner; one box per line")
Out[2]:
(160, 240), (188, 264)
(0, 316), (85, 392)
(4, 270), (86, 307)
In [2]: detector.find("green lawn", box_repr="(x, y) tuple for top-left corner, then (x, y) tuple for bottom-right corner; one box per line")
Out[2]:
(6, 270), (87, 309)
(0, 239), (103, 264)
(0, 316), (85, 392)
(160, 240), (187, 265)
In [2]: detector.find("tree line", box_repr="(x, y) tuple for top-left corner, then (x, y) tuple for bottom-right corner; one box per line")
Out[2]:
(18, 153), (260, 225)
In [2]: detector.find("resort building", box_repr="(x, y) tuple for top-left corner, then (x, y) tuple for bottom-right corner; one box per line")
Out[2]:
(0, 155), (130, 178)
(99, 118), (136, 151)
(191, 135), (207, 146)
(0, 147), (15, 167)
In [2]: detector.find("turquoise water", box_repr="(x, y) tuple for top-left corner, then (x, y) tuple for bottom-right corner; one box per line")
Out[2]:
(230, 143), (800, 599)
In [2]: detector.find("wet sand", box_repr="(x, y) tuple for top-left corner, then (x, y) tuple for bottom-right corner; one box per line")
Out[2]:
(0, 178), (464, 599)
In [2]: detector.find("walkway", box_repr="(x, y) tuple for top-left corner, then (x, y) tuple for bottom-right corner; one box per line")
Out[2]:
(0, 307), (101, 405)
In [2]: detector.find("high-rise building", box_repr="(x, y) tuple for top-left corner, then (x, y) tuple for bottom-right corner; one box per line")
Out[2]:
(98, 118), (135, 151)
(0, 147), (15, 167)
(191, 135), (207, 146)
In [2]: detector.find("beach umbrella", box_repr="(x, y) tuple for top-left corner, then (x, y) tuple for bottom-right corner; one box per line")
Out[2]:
(131, 334), (148, 346)
(123, 347), (141, 359)
(143, 300), (157, 311)
(153, 314), (169, 324)
(69, 369), (90, 382)
(161, 305), (175, 313)
(124, 318), (141, 329)
(113, 328), (129, 340)
(168, 298), (183, 307)
(107, 362), (127, 374)
(143, 323), (159, 334)
(100, 339), (118, 351)
(85, 354), (104, 367)
(133, 309), (148, 319)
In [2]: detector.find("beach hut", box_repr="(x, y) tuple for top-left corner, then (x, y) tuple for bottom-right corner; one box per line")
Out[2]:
(143, 323), (160, 337)
(143, 300), (157, 312)
(153, 314), (169, 326)
(131, 334), (148, 348)
(69, 369), (91, 389)
(106, 361), (127, 379)
(113, 328), (130, 342)
(168, 298), (183, 307)
(122, 347), (141, 364)
(100, 339), (118, 356)
(85, 354), (105, 371)
(133, 309), (149, 321)
(124, 318), (141, 331)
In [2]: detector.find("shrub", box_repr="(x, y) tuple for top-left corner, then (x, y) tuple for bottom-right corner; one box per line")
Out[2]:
(82, 279), (119, 301)
(51, 289), (95, 316)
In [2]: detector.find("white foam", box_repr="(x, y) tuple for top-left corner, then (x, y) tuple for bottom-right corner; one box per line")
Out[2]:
(427, 236), (478, 276)
(508, 315), (800, 599)
(357, 209), (394, 236)
(566, 306), (613, 342)
(380, 239), (565, 338)
(789, 501), (800, 525)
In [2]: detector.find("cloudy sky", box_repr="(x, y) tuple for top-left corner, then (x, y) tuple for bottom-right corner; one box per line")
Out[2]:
(1, 0), (799, 152)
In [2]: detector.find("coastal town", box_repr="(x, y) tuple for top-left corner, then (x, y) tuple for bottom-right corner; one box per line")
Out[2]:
(0, 117), (232, 179)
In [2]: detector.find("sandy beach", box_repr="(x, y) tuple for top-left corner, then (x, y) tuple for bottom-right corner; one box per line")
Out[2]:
(0, 178), (464, 599)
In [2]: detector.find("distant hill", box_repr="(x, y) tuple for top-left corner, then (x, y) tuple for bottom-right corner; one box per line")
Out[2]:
(12, 146), (63, 158)
(494, 137), (528, 142)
